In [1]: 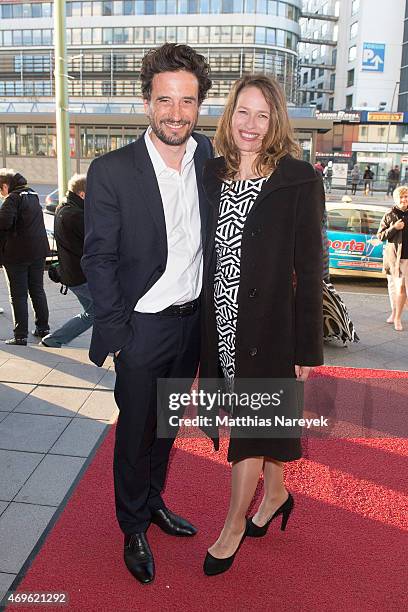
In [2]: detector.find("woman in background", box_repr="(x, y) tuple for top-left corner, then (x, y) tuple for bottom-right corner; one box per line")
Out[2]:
(377, 186), (408, 331)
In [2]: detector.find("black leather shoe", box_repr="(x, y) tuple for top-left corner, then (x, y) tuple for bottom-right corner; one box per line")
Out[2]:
(32, 328), (50, 338)
(151, 508), (197, 536)
(124, 532), (154, 584)
(5, 337), (27, 346)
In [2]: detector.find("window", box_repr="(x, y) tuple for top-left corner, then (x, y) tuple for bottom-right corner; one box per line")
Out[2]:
(255, 27), (265, 44)
(351, 0), (360, 15)
(102, 1), (113, 16)
(266, 28), (275, 44)
(267, 0), (277, 14)
(350, 22), (358, 39)
(124, 1), (134, 14)
(330, 74), (336, 90)
(199, 26), (210, 43)
(327, 209), (361, 233)
(32, 4), (42, 17)
(1, 4), (12, 18)
(328, 97), (334, 111)
(232, 26), (242, 43)
(347, 68), (355, 87)
(348, 46), (357, 62)
(345, 94), (353, 109)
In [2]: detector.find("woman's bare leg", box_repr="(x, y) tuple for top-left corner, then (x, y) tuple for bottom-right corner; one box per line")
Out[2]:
(386, 275), (396, 323)
(252, 458), (288, 527)
(208, 457), (263, 559)
(394, 284), (406, 331)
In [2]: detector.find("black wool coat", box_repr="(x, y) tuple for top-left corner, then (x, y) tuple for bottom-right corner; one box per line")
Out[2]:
(199, 155), (325, 460)
(54, 191), (87, 287)
(0, 173), (49, 265)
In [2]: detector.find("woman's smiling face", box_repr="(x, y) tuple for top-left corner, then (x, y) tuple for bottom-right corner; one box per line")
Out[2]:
(231, 86), (271, 155)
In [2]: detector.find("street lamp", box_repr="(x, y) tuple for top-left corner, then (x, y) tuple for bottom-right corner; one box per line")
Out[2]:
(54, 0), (70, 203)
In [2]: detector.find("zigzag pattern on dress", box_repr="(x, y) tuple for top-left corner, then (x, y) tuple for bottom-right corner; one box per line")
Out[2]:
(214, 178), (267, 383)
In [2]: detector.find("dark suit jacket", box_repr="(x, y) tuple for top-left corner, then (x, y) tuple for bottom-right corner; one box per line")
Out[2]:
(82, 132), (213, 366)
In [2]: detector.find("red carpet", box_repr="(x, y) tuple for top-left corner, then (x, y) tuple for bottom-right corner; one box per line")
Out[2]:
(7, 367), (408, 612)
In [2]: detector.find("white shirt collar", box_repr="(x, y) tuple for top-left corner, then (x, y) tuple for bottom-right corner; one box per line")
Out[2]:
(144, 126), (197, 176)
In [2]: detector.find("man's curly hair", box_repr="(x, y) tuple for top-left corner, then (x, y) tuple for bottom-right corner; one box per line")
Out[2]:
(141, 43), (212, 106)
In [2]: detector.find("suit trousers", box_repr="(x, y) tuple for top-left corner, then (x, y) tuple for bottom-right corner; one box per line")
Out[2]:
(113, 307), (200, 535)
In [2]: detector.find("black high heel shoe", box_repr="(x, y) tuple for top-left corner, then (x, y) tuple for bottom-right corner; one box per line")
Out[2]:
(203, 523), (248, 576)
(247, 492), (294, 538)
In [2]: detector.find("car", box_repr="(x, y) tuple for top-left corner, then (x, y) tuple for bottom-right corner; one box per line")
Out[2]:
(43, 209), (57, 258)
(326, 202), (389, 278)
(44, 187), (59, 214)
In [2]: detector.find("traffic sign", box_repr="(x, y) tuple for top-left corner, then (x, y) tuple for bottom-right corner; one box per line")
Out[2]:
(362, 42), (385, 72)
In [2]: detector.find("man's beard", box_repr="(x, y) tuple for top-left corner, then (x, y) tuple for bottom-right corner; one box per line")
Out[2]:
(150, 116), (196, 146)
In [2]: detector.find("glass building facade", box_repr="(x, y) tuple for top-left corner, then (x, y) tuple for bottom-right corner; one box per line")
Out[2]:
(0, 0), (301, 105)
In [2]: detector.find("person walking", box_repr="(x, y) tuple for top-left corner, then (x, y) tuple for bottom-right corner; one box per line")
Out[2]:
(363, 165), (374, 195)
(40, 174), (93, 348)
(82, 43), (213, 584)
(377, 185), (408, 331)
(323, 160), (333, 193)
(350, 163), (360, 195)
(387, 166), (400, 196)
(0, 169), (49, 345)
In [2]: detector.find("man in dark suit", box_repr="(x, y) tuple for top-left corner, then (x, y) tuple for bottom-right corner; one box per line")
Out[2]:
(82, 44), (212, 584)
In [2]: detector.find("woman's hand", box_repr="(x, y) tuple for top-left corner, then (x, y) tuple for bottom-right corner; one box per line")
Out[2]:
(295, 365), (312, 381)
(394, 219), (405, 230)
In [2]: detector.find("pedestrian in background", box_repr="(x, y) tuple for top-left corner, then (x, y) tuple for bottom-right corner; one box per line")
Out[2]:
(314, 160), (324, 177)
(387, 165), (400, 196)
(377, 185), (408, 331)
(350, 163), (360, 195)
(363, 165), (374, 195)
(41, 174), (94, 348)
(323, 160), (333, 193)
(0, 169), (50, 345)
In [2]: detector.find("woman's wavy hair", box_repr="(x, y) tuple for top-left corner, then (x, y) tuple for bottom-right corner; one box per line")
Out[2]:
(141, 43), (212, 106)
(214, 75), (301, 180)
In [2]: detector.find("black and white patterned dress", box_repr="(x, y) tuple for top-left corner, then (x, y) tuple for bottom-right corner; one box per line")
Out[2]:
(214, 178), (267, 386)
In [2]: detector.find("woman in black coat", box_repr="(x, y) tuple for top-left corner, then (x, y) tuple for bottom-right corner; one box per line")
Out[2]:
(200, 76), (324, 576)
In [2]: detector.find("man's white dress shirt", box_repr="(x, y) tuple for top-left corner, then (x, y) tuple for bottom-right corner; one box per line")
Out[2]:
(134, 128), (202, 313)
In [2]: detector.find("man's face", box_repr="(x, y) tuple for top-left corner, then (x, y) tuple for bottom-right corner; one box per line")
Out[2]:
(144, 70), (200, 146)
(0, 184), (8, 197)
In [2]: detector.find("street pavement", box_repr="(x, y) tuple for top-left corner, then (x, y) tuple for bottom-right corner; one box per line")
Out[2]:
(0, 228), (407, 604)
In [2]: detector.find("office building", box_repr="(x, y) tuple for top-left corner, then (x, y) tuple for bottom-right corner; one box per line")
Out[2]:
(299, 0), (405, 112)
(0, 0), (303, 108)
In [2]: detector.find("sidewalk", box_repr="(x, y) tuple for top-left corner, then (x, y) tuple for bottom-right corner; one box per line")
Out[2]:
(0, 273), (407, 604)
(324, 187), (396, 207)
